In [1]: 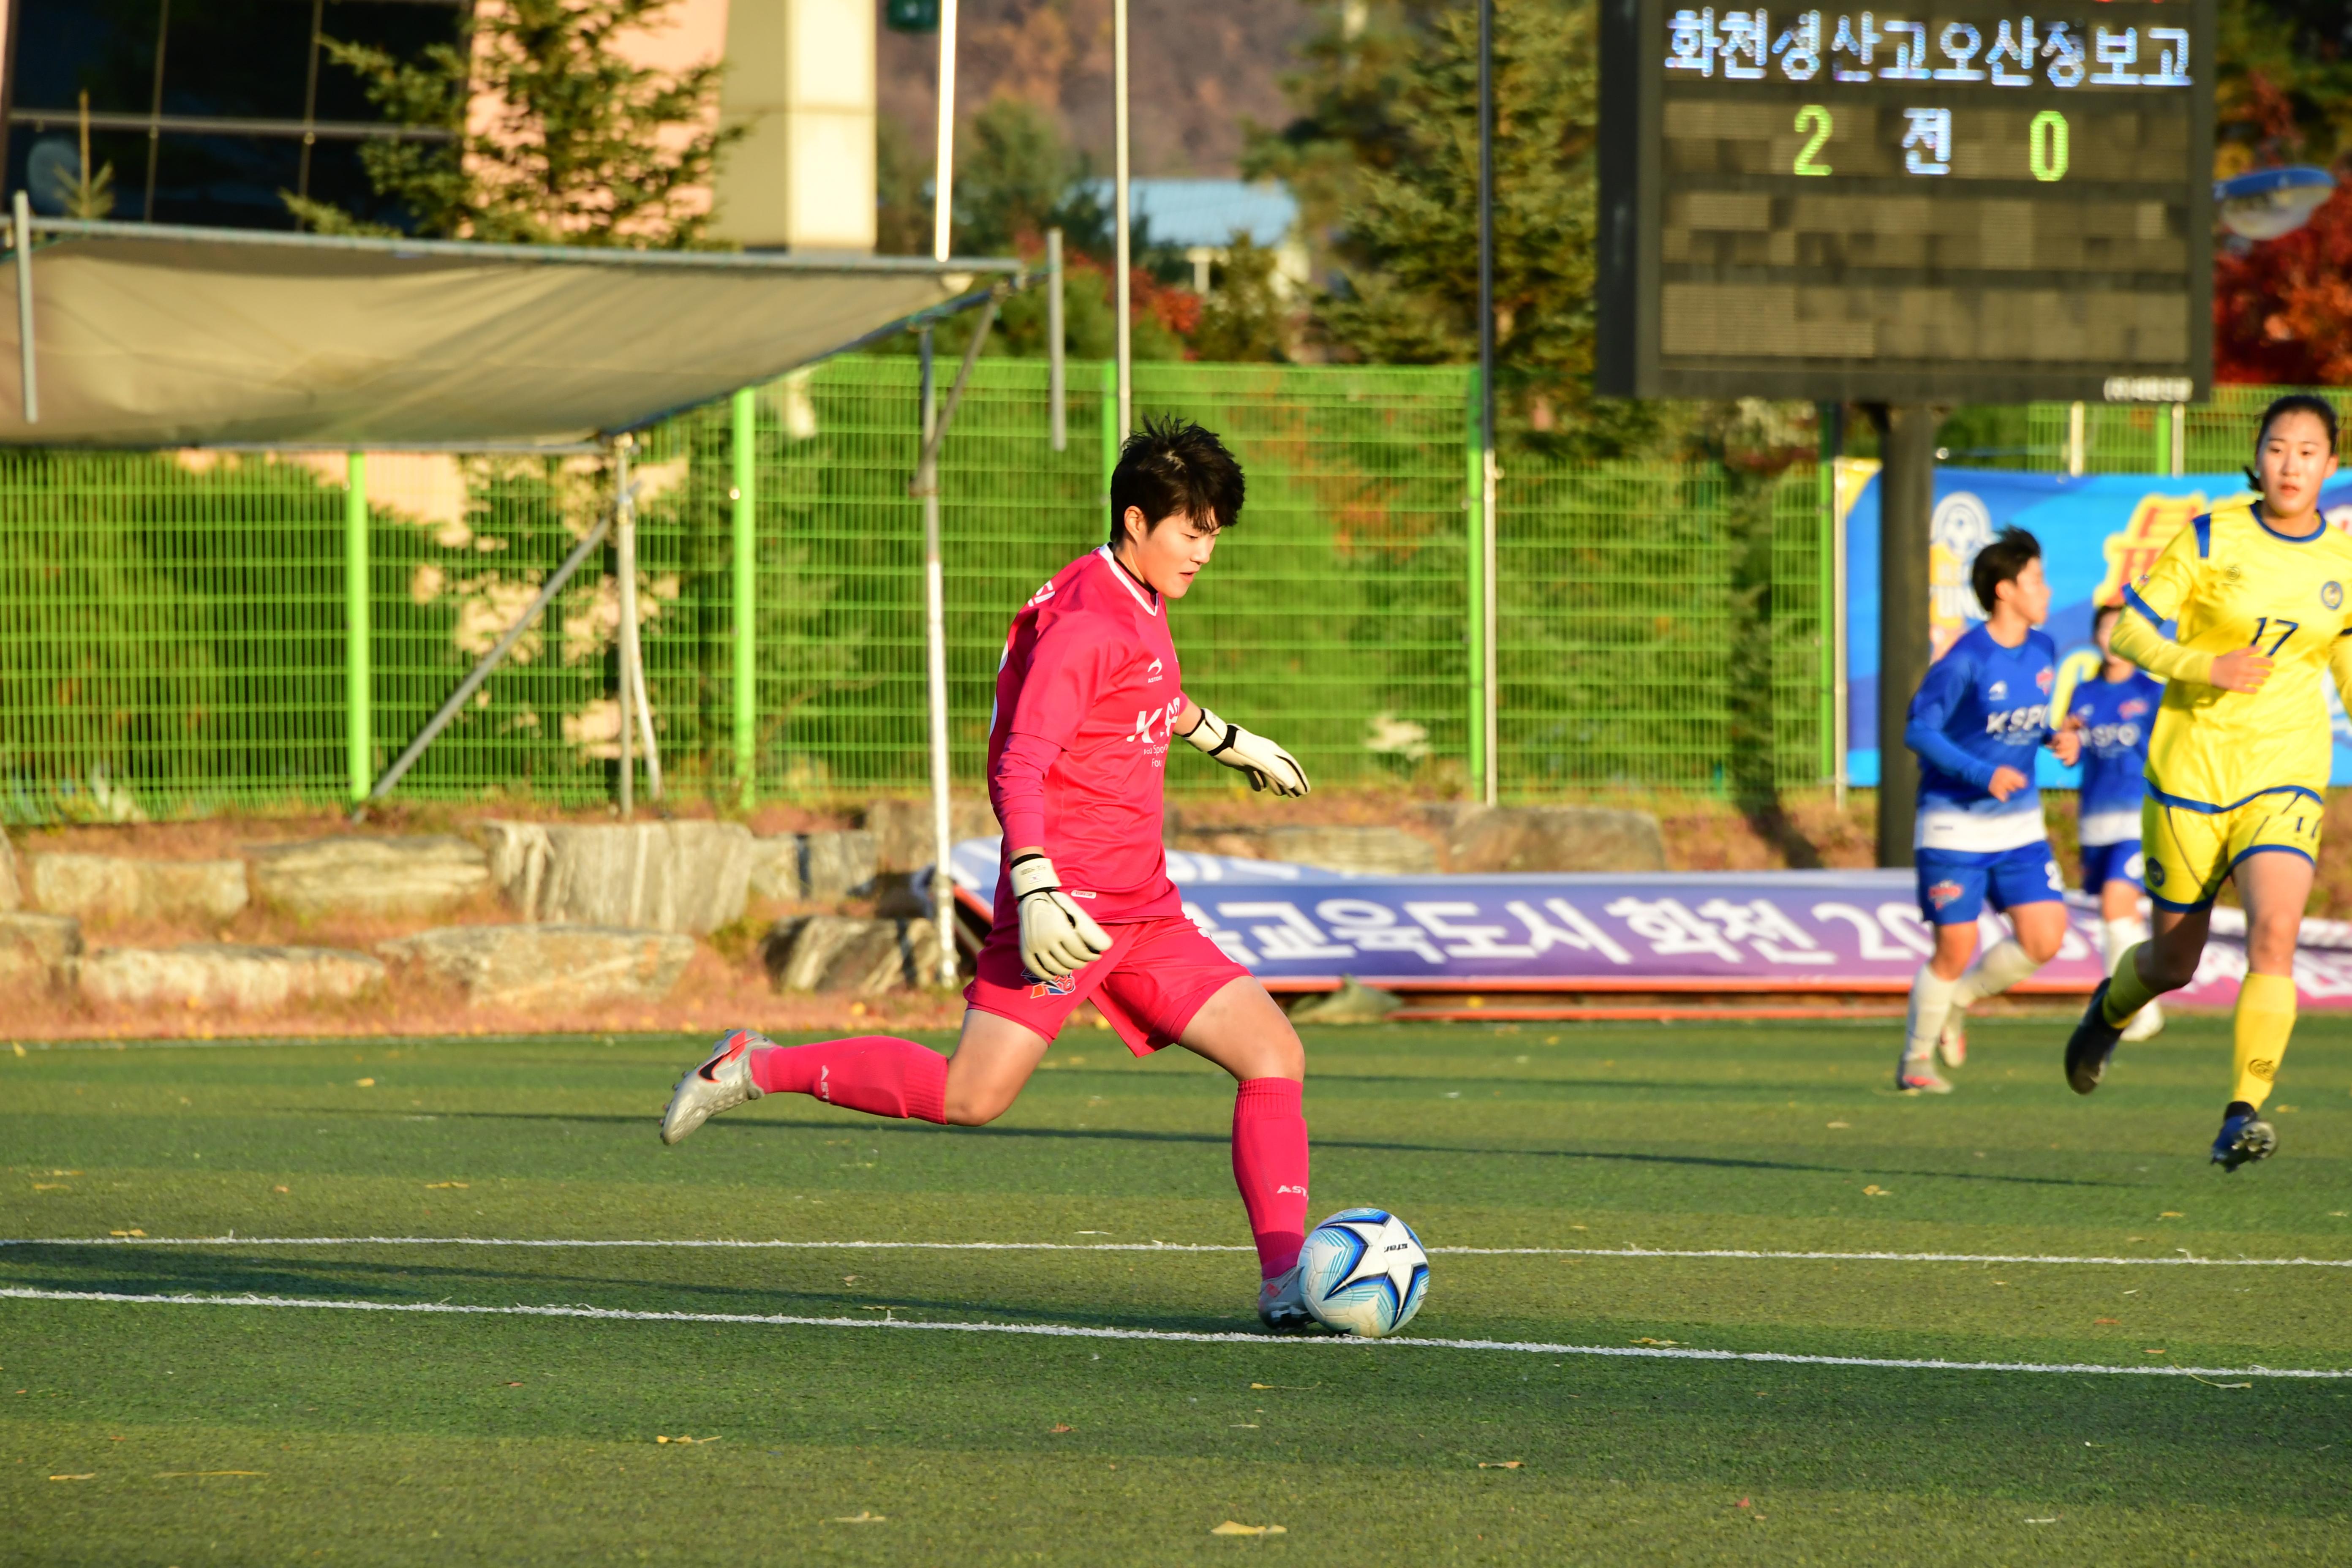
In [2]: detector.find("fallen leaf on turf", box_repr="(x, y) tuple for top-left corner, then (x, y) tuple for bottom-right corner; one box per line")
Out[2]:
(272, 1186), (289, 1194)
(49, 1474), (95, 1481)
(828, 1512), (885, 1524)
(2024, 1517), (2058, 1524)
(1826, 1121), (1850, 1129)
(2093, 1318), (2120, 1326)
(503, 1381), (523, 1387)
(1050, 1424), (1073, 1433)
(1633, 1337), (1680, 1347)
(2144, 1349), (2167, 1356)
(1734, 1498), (1751, 1508)
(32, 1184), (67, 1191)
(1248, 1384), (1317, 1391)
(109, 1230), (145, 1238)
(2187, 1375), (2252, 1389)
(1861, 1184), (1891, 1197)
(46, 1171), (81, 1176)
(1210, 1522), (1285, 1536)
(354, 1078), (375, 1087)
(1478, 1460), (1523, 1469)
(424, 1182), (468, 1190)
(2159, 1211), (2183, 1219)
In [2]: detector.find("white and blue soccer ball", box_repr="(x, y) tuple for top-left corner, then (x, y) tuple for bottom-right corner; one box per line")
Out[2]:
(1298, 1207), (1429, 1338)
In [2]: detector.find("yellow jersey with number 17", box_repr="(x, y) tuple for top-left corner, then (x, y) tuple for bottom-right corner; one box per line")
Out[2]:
(2119, 501), (2352, 811)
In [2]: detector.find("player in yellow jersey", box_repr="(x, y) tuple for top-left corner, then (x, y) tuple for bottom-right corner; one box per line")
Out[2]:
(2063, 395), (2349, 1169)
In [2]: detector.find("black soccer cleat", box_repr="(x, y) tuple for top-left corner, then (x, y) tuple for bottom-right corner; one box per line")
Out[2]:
(2064, 978), (2125, 1096)
(2210, 1103), (2277, 1172)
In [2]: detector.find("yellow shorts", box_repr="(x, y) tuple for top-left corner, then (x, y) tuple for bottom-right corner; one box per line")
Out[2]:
(2141, 789), (2324, 910)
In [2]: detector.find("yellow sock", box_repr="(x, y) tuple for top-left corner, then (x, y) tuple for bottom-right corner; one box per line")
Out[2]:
(2231, 973), (2296, 1110)
(2100, 943), (2161, 1026)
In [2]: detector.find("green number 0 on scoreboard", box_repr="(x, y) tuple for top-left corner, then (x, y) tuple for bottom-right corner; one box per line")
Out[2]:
(2030, 109), (2069, 182)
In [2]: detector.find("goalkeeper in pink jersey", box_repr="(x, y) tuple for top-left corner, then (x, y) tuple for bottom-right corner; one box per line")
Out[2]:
(658, 416), (1324, 1328)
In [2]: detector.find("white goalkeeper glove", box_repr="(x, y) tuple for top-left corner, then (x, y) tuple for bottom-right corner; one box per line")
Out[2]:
(1009, 852), (1113, 981)
(1184, 706), (1312, 797)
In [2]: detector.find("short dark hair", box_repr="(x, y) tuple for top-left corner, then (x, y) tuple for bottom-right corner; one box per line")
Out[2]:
(1971, 526), (2041, 615)
(2093, 600), (2124, 630)
(1108, 415), (1245, 542)
(2256, 393), (2340, 455)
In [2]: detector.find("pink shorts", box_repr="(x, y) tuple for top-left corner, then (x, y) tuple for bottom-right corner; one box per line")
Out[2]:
(965, 913), (1251, 1056)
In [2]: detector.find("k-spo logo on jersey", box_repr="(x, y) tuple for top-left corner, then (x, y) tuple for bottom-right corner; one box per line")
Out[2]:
(1125, 697), (1185, 746)
(1983, 704), (2048, 736)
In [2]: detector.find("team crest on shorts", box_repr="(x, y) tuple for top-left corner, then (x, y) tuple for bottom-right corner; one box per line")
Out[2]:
(2324, 581), (2344, 611)
(1026, 972), (1077, 999)
(2146, 860), (2166, 889)
(1927, 879), (1965, 909)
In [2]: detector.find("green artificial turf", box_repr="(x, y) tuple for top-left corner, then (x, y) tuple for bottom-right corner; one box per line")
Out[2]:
(3, 1016), (2349, 1565)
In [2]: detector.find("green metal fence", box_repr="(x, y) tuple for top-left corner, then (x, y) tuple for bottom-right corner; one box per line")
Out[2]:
(0, 357), (1886, 821)
(2014, 386), (2352, 475)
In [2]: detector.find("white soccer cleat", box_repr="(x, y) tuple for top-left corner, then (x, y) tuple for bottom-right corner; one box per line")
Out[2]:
(1256, 1264), (1318, 1331)
(2120, 999), (2165, 1043)
(1895, 1054), (1953, 1095)
(660, 1028), (770, 1145)
(1937, 1012), (1968, 1070)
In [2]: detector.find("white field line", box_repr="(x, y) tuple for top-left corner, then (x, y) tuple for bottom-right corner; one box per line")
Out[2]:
(2, 1236), (2348, 1268)
(0, 1285), (2342, 1381)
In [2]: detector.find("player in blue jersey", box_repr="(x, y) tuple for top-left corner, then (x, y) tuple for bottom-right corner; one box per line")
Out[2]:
(2067, 602), (2167, 1043)
(1897, 528), (2082, 1093)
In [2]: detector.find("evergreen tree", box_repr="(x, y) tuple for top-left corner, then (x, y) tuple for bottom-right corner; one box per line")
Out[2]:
(1249, 0), (1655, 453)
(286, 0), (736, 248)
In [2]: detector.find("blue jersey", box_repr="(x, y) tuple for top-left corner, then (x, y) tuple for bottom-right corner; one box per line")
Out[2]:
(1904, 623), (2058, 853)
(2067, 669), (2161, 846)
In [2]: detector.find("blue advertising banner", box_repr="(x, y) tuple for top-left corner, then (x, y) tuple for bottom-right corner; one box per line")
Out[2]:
(1843, 468), (2352, 788)
(944, 839), (2352, 1008)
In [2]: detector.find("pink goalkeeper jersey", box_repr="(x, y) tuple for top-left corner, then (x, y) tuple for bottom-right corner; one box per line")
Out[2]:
(986, 546), (1186, 926)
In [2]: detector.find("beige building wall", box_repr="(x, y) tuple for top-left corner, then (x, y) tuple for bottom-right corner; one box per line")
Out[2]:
(706, 0), (877, 253)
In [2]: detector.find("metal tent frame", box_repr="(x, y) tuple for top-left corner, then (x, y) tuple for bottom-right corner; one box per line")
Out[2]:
(2, 213), (1073, 986)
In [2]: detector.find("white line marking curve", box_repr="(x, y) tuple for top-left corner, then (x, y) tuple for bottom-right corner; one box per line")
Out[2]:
(1, 1286), (2342, 1381)
(2, 1236), (2347, 1268)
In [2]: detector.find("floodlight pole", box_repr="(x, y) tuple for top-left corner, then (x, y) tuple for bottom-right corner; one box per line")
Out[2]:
(1047, 227), (1066, 452)
(1113, 0), (1132, 437)
(1475, 0), (1498, 806)
(909, 295), (998, 988)
(12, 190), (35, 424)
(933, 0), (959, 264)
(1872, 403), (1940, 868)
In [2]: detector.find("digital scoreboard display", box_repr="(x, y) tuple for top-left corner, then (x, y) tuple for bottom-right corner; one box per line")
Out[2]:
(1597, 0), (2213, 402)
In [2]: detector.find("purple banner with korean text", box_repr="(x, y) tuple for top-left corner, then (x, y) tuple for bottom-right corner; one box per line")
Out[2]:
(945, 841), (2352, 1010)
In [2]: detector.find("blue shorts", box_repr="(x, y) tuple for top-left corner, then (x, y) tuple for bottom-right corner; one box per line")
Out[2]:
(2079, 838), (2144, 893)
(1915, 842), (2065, 926)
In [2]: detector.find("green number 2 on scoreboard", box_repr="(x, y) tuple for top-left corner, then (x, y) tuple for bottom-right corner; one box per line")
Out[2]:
(1793, 105), (1832, 177)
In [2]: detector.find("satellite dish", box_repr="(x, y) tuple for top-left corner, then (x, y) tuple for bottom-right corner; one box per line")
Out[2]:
(2214, 165), (2336, 242)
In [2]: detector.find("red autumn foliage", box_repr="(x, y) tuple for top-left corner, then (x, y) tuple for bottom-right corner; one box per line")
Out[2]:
(2212, 72), (2352, 386)
(2213, 178), (2352, 386)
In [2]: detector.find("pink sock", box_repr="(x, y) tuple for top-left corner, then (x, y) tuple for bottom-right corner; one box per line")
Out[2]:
(1231, 1077), (1310, 1279)
(749, 1036), (947, 1124)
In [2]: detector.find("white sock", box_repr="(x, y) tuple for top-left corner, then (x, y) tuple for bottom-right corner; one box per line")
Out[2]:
(2100, 917), (2148, 976)
(1905, 964), (1960, 1061)
(1951, 938), (2042, 1010)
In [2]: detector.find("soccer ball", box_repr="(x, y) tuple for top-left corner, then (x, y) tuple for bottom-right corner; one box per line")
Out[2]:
(1297, 1207), (1429, 1338)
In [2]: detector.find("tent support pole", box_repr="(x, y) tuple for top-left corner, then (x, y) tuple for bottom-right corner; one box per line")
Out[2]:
(1047, 227), (1065, 452)
(346, 451), (370, 802)
(911, 295), (998, 988)
(732, 387), (757, 808)
(12, 191), (35, 424)
(361, 501), (619, 814)
(616, 441), (634, 817)
(621, 446), (662, 804)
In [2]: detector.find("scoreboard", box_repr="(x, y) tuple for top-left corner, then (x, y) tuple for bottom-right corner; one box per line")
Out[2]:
(1597, 0), (2214, 403)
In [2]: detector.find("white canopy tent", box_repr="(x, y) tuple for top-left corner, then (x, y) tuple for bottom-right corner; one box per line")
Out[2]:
(0, 215), (1020, 446)
(0, 213), (1047, 983)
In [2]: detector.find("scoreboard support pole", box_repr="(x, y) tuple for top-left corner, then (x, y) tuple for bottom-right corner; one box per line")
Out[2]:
(1873, 404), (1940, 869)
